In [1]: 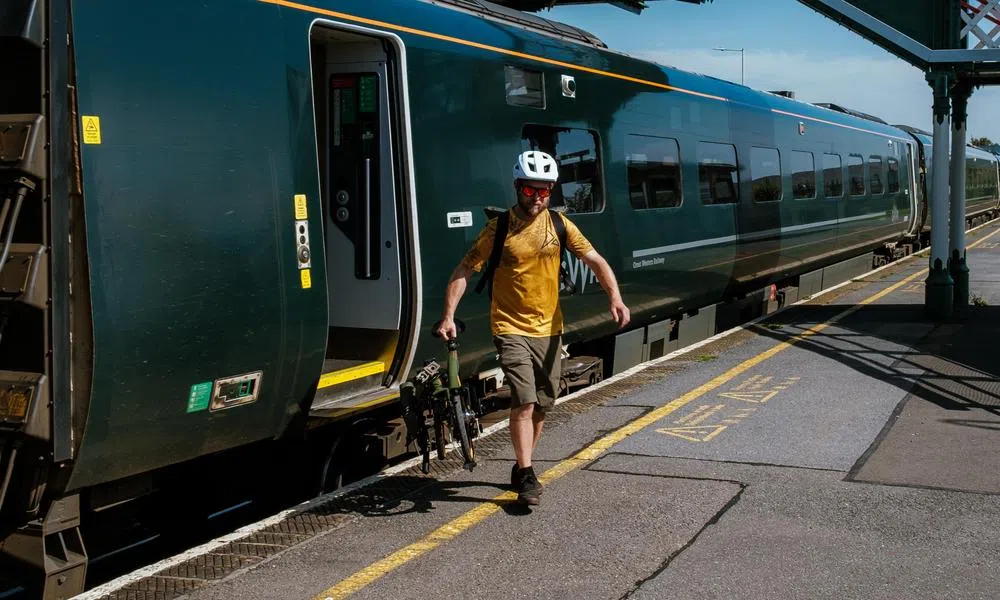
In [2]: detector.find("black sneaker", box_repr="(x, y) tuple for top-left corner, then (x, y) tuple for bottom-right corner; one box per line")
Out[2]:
(515, 466), (541, 505)
(512, 463), (544, 494)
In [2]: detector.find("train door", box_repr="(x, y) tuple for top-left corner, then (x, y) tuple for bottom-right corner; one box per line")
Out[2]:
(311, 26), (417, 405)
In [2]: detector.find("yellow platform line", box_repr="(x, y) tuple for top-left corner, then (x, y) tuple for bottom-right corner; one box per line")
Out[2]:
(317, 361), (385, 390)
(312, 226), (1000, 600)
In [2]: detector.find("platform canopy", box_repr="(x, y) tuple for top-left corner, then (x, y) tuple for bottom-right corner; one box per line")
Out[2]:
(797, 0), (1000, 82)
(494, 0), (710, 15)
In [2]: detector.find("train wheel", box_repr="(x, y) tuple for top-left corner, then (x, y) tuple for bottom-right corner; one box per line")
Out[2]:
(314, 434), (345, 496)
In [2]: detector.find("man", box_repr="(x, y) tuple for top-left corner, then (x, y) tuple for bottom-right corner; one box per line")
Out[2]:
(436, 150), (630, 506)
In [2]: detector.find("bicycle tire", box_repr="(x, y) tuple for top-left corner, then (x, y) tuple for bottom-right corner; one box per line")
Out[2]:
(452, 392), (476, 470)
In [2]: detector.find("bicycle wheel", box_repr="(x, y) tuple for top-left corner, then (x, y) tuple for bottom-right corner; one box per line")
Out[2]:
(451, 393), (477, 470)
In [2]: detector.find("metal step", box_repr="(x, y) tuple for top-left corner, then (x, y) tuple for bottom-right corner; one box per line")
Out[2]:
(309, 360), (398, 420)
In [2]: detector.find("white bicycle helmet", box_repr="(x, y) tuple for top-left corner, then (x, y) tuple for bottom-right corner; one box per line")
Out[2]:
(513, 150), (559, 183)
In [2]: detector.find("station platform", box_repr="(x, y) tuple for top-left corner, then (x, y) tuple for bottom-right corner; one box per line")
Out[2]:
(85, 221), (1000, 600)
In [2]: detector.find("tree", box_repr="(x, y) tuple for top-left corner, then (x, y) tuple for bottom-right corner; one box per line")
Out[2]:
(970, 136), (995, 149)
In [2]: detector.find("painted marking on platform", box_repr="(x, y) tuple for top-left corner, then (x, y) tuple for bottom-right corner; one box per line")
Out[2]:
(656, 423), (729, 442)
(309, 244), (968, 600)
(81, 115), (102, 144)
(719, 376), (800, 404)
(672, 404), (726, 426)
(978, 241), (1000, 249)
(903, 282), (923, 293)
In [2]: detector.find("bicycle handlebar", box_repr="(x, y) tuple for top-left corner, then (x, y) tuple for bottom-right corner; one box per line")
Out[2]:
(431, 318), (466, 340)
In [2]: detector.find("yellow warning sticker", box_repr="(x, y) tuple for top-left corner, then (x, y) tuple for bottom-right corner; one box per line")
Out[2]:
(81, 115), (102, 144)
(294, 194), (308, 220)
(300, 268), (312, 289)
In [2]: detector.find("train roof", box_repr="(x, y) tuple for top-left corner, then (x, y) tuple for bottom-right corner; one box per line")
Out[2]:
(425, 1), (926, 143)
(431, 0), (608, 47)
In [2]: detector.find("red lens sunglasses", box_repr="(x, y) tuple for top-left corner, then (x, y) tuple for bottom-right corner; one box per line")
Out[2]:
(521, 186), (551, 199)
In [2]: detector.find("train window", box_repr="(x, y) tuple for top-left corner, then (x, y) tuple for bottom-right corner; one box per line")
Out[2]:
(505, 65), (545, 109)
(698, 142), (739, 205)
(848, 154), (865, 196)
(868, 156), (884, 195)
(750, 147), (782, 202)
(887, 158), (900, 193)
(521, 124), (604, 214)
(626, 134), (682, 210)
(791, 151), (816, 199)
(823, 153), (843, 197)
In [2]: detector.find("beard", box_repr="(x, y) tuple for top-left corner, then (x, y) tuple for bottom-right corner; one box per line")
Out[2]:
(518, 195), (547, 217)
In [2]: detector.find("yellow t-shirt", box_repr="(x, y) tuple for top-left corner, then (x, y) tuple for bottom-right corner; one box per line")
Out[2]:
(462, 209), (595, 337)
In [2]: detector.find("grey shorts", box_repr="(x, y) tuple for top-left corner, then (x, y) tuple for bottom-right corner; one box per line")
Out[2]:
(493, 334), (562, 413)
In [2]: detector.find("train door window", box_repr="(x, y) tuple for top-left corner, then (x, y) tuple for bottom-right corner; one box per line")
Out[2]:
(505, 65), (545, 109)
(625, 134), (682, 209)
(792, 151), (816, 199)
(698, 141), (739, 205)
(823, 153), (843, 197)
(750, 147), (782, 202)
(868, 155), (884, 195)
(848, 154), (865, 196)
(887, 158), (900, 193)
(521, 125), (604, 213)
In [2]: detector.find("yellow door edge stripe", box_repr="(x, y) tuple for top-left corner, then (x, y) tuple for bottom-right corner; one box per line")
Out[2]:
(318, 361), (386, 390)
(310, 223), (1000, 600)
(258, 0), (728, 103)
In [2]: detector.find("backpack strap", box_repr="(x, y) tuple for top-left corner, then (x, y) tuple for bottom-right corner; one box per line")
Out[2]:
(549, 209), (577, 295)
(474, 209), (510, 298)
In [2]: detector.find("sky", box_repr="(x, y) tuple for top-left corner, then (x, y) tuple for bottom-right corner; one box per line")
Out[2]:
(540, 0), (1000, 144)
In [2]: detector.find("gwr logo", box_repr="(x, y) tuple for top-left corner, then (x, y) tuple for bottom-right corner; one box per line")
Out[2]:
(563, 251), (597, 293)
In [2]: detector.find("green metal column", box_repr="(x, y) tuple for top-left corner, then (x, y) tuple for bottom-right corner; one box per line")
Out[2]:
(949, 79), (971, 311)
(926, 70), (954, 321)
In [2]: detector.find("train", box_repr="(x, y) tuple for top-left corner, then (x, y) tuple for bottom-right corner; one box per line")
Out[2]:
(1, 0), (998, 596)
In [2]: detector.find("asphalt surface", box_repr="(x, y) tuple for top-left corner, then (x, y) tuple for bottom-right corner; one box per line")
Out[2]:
(101, 221), (1000, 600)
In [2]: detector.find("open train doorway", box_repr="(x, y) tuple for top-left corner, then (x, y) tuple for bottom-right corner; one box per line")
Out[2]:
(309, 23), (420, 411)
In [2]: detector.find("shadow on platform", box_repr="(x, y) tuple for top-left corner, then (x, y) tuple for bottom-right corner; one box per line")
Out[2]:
(753, 303), (1000, 495)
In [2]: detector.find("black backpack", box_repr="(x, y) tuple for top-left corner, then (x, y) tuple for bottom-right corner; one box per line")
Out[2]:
(474, 207), (577, 299)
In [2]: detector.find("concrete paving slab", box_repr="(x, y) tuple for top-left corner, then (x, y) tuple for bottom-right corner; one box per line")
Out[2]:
(850, 392), (1000, 495)
(611, 319), (915, 471)
(183, 467), (740, 600)
(593, 454), (1000, 600)
(340, 471), (741, 600)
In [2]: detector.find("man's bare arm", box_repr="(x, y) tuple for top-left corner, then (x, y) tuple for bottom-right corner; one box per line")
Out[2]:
(438, 263), (476, 338)
(581, 249), (630, 329)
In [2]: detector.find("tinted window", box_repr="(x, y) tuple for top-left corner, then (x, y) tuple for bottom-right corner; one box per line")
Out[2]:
(791, 151), (816, 199)
(823, 153), (843, 197)
(626, 134), (682, 209)
(750, 147), (782, 202)
(698, 142), (739, 205)
(869, 156), (884, 195)
(521, 125), (603, 214)
(887, 158), (899, 193)
(505, 66), (545, 109)
(848, 155), (865, 196)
